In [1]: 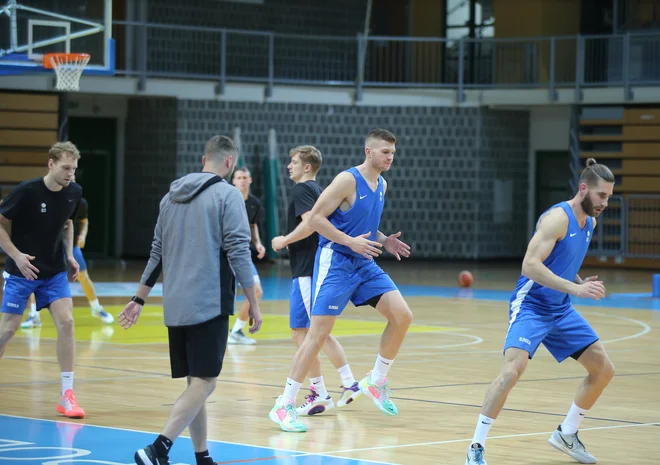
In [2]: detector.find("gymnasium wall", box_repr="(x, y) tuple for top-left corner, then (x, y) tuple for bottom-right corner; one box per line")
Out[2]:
(122, 99), (530, 260)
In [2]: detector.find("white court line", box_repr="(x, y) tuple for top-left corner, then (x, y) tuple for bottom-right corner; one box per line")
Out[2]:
(583, 311), (652, 344)
(312, 421), (660, 455)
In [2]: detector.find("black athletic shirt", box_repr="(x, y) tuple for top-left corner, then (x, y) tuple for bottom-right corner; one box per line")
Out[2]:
(0, 178), (82, 279)
(72, 198), (88, 246)
(244, 194), (262, 226)
(287, 180), (323, 278)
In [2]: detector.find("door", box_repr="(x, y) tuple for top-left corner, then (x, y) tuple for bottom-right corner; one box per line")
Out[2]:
(68, 117), (117, 259)
(535, 150), (571, 221)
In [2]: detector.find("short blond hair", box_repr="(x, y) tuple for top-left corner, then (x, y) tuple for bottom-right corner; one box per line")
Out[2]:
(48, 141), (80, 162)
(290, 145), (322, 174)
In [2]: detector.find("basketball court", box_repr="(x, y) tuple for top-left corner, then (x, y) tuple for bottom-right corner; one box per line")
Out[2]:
(0, 2), (659, 464)
(1, 260), (659, 465)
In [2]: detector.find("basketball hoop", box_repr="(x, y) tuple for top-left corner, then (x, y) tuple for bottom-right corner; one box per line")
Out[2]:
(43, 53), (90, 91)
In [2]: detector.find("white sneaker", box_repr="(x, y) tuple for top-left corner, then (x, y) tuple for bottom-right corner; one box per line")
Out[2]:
(548, 426), (597, 464)
(20, 314), (41, 329)
(228, 329), (256, 345)
(465, 443), (488, 465)
(92, 307), (114, 324)
(296, 386), (334, 415)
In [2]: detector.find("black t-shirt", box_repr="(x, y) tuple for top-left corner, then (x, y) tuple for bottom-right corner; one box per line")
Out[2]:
(244, 194), (262, 226)
(288, 180), (323, 278)
(73, 197), (88, 245)
(0, 178), (82, 279)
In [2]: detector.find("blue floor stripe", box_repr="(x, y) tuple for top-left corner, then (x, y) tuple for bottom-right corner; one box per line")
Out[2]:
(70, 277), (660, 311)
(0, 415), (392, 465)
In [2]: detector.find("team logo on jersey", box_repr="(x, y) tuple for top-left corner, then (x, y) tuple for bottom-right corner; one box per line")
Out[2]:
(587, 230), (591, 242)
(41, 203), (47, 213)
(379, 191), (383, 202)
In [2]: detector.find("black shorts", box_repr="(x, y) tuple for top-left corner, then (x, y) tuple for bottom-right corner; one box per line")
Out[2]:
(167, 314), (229, 379)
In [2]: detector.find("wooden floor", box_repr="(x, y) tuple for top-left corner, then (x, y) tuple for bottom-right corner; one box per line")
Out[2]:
(1, 259), (659, 465)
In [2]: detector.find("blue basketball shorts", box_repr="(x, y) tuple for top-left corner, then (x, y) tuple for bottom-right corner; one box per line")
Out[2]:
(289, 276), (312, 329)
(504, 303), (599, 363)
(311, 247), (398, 317)
(1, 271), (72, 315)
(73, 246), (87, 272)
(237, 262), (261, 288)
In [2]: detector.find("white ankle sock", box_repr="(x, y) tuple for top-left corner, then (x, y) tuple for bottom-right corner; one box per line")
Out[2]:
(282, 378), (302, 405)
(371, 354), (393, 384)
(472, 414), (494, 447)
(232, 319), (246, 333)
(90, 299), (101, 310)
(30, 303), (37, 316)
(309, 376), (329, 398)
(61, 372), (74, 394)
(337, 364), (356, 387)
(561, 402), (587, 435)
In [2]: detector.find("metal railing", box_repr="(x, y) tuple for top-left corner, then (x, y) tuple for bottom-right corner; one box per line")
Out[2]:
(588, 195), (660, 260)
(112, 21), (660, 99)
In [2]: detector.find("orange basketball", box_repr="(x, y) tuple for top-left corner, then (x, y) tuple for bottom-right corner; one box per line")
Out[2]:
(458, 270), (474, 288)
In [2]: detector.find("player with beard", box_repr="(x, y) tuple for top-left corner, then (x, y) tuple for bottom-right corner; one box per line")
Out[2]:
(465, 158), (616, 465)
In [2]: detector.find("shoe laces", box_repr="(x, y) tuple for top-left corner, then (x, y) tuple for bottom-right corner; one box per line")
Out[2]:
(301, 389), (319, 407)
(373, 379), (395, 401)
(571, 431), (587, 452)
(284, 401), (300, 420)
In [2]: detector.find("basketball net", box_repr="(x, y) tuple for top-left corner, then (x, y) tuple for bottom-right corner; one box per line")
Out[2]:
(43, 53), (90, 91)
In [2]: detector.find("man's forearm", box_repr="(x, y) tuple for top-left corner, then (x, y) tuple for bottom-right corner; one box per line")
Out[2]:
(134, 283), (153, 301)
(0, 226), (19, 259)
(242, 286), (259, 309)
(63, 220), (74, 258)
(309, 215), (353, 246)
(251, 224), (262, 247)
(376, 230), (387, 245)
(284, 220), (314, 246)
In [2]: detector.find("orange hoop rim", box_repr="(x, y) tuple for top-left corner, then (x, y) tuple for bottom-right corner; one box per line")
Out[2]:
(43, 53), (91, 69)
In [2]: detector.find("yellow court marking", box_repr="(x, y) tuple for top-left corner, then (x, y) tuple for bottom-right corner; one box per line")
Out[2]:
(20, 305), (467, 344)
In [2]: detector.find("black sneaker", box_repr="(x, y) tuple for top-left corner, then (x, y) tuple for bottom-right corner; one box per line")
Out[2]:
(135, 444), (170, 465)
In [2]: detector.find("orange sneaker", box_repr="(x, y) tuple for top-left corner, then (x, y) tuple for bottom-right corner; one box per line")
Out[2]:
(57, 389), (86, 418)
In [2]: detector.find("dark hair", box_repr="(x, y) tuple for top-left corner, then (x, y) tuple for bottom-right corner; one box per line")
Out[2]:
(366, 128), (397, 144)
(232, 166), (250, 178)
(205, 135), (238, 161)
(579, 158), (615, 186)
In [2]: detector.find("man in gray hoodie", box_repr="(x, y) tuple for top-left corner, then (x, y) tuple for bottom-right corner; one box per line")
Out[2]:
(118, 135), (262, 465)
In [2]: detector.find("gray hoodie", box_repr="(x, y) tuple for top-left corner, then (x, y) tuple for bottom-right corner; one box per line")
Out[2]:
(140, 172), (254, 327)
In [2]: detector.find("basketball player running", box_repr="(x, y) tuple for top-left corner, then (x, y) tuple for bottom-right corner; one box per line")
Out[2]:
(465, 159), (616, 465)
(269, 129), (413, 432)
(0, 141), (86, 418)
(21, 174), (113, 328)
(229, 167), (265, 345)
(271, 145), (361, 416)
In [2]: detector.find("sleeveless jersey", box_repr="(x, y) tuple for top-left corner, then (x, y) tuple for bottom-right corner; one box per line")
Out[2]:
(510, 202), (594, 313)
(318, 167), (385, 259)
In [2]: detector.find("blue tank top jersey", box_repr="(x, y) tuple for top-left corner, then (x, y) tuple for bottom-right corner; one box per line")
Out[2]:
(318, 167), (385, 259)
(510, 202), (594, 312)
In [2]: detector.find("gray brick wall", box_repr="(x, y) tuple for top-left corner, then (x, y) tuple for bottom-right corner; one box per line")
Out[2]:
(123, 97), (178, 257)
(174, 100), (530, 259)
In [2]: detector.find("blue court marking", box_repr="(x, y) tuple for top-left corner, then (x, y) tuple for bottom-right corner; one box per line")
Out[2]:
(71, 277), (660, 311)
(0, 415), (394, 465)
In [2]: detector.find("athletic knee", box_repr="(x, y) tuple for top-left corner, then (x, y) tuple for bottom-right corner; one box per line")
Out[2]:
(593, 357), (615, 383)
(500, 359), (527, 386)
(391, 306), (413, 328)
(54, 313), (74, 335)
(291, 328), (307, 347)
(191, 376), (217, 396)
(0, 318), (20, 341)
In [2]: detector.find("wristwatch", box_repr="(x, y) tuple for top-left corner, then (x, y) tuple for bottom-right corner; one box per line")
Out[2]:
(131, 296), (145, 306)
